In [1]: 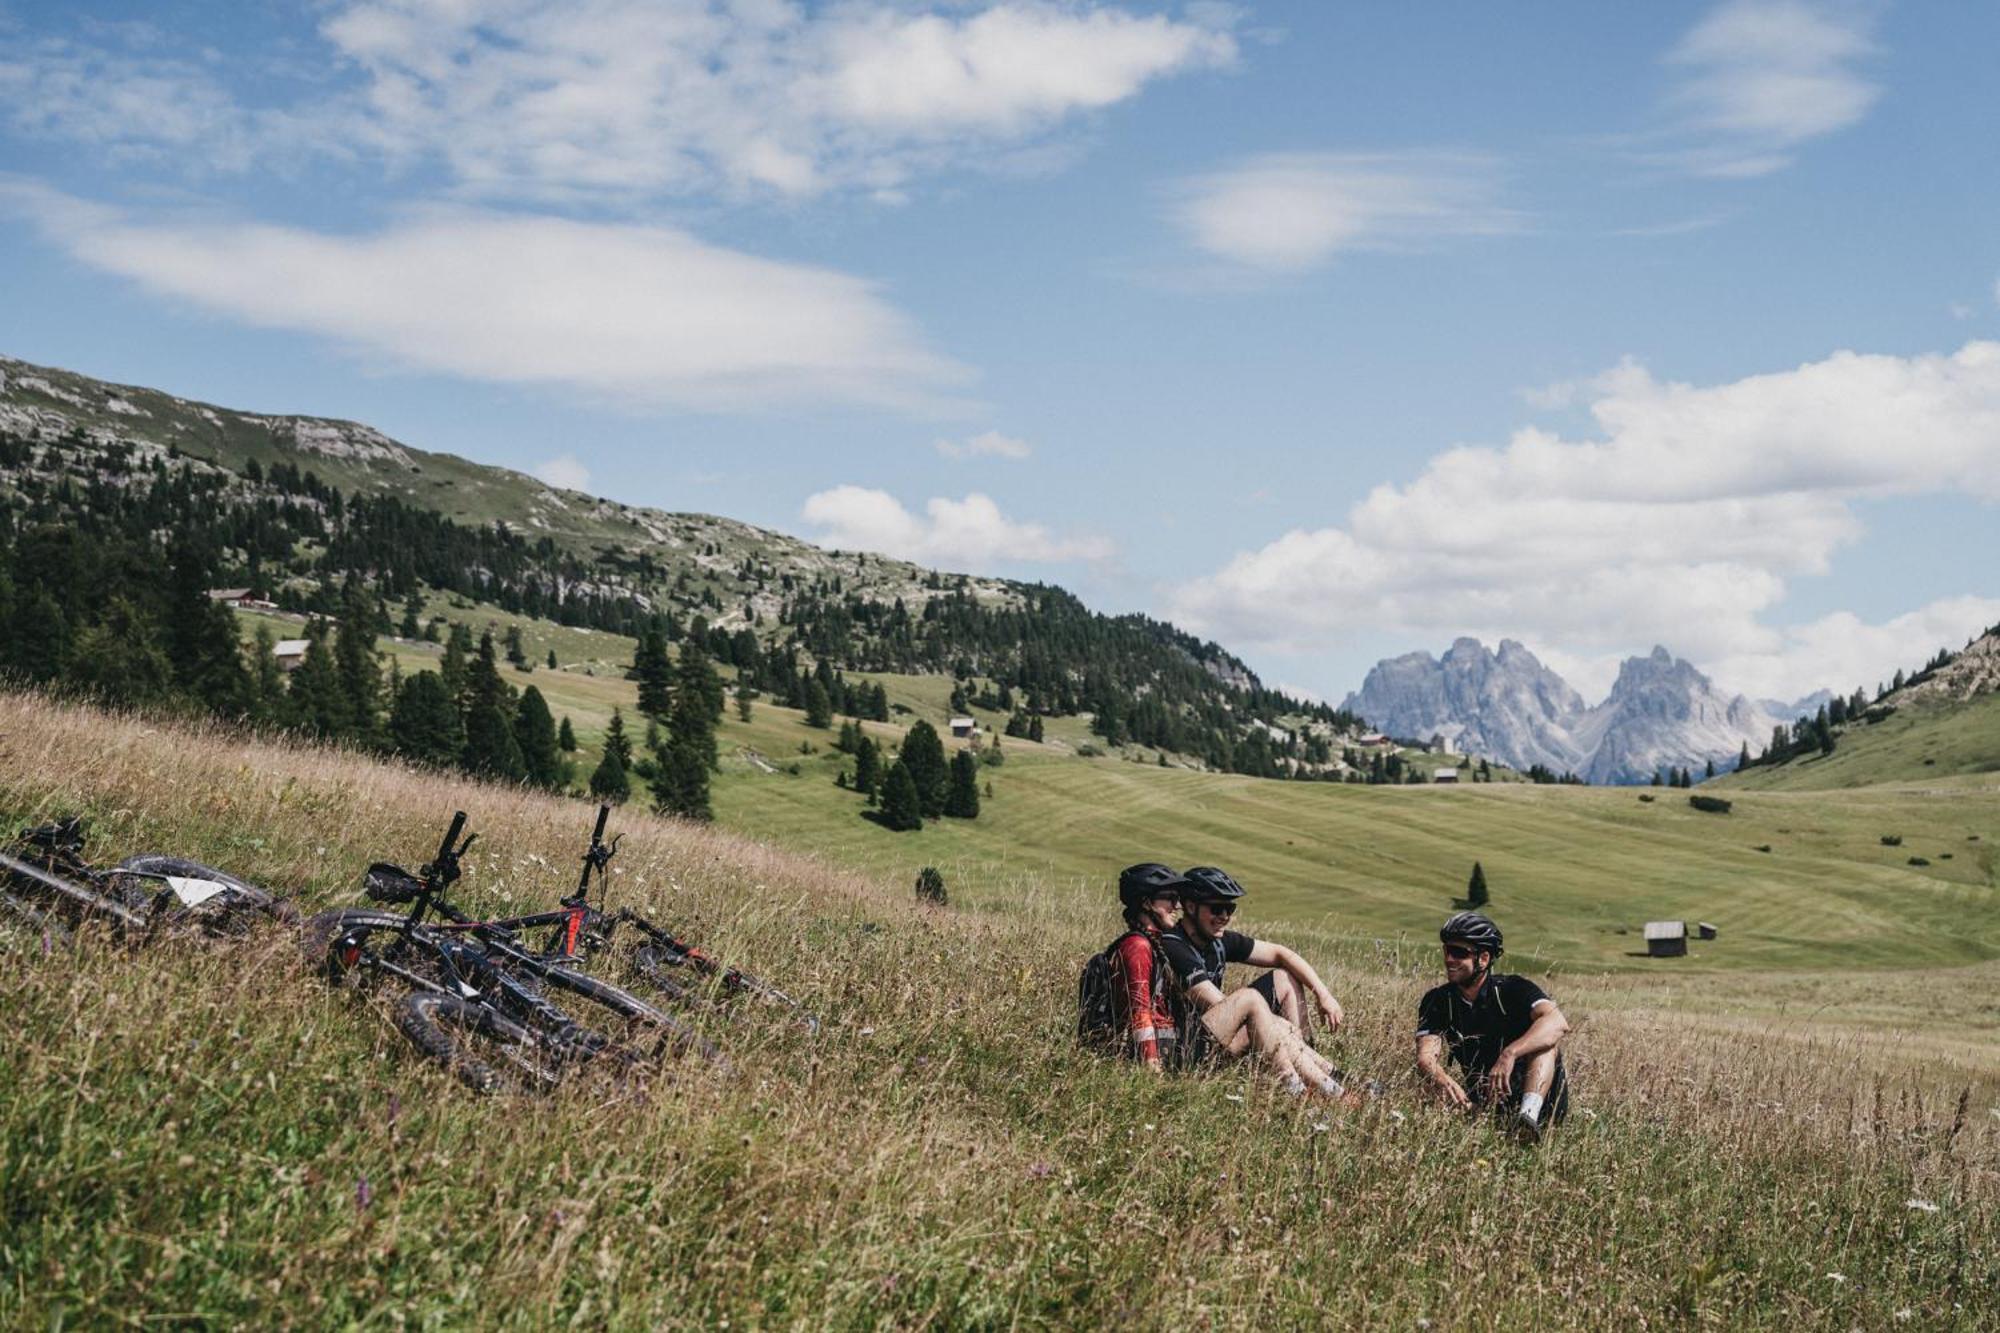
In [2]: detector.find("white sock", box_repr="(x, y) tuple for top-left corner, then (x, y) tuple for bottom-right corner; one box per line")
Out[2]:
(1519, 1092), (1545, 1123)
(1284, 1074), (1307, 1096)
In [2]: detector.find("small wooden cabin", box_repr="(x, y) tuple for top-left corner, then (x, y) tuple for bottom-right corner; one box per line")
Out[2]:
(1695, 921), (1718, 941)
(1643, 920), (1688, 957)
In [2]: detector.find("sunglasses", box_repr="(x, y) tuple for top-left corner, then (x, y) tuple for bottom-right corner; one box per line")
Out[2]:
(1442, 944), (1477, 961)
(1197, 901), (1238, 917)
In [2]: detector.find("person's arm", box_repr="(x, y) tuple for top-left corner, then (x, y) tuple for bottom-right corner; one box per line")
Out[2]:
(1415, 1033), (1472, 1110)
(1182, 978), (1226, 1014)
(1242, 940), (1343, 1032)
(1488, 1000), (1569, 1098)
(1113, 935), (1166, 1070)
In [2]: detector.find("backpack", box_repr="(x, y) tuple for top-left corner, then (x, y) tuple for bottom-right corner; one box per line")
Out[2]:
(1076, 933), (1131, 1049)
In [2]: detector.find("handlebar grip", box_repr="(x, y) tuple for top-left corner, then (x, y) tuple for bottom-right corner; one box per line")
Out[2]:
(593, 804), (610, 843)
(439, 811), (467, 863)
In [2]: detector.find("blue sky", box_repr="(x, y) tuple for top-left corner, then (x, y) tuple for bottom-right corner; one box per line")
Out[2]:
(3, 0), (1997, 705)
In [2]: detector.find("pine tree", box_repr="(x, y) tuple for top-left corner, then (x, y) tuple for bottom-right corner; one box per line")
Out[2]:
(1466, 861), (1489, 909)
(853, 735), (881, 796)
(558, 716), (578, 752)
(503, 624), (527, 667)
(734, 678), (754, 722)
(546, 649), (558, 671)
(603, 708), (634, 771)
(632, 628), (674, 720)
(286, 626), (351, 738)
(440, 623), (472, 710)
(389, 670), (465, 768)
(681, 637), (726, 722)
(671, 647), (721, 774)
(651, 736), (712, 822)
(900, 720), (949, 817)
(514, 686), (566, 789)
(880, 760), (923, 831)
(589, 743), (631, 804)
(804, 680), (833, 729)
(944, 749), (981, 819)
(1028, 714), (1045, 744)
(1737, 742), (1751, 771)
(247, 625), (288, 724)
(399, 589), (423, 639)
(463, 699), (527, 781)
(1704, 757), (1716, 780)
(332, 579), (384, 745)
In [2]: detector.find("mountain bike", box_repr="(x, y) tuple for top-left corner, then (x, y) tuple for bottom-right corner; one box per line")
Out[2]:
(300, 811), (724, 1095)
(501, 804), (819, 1032)
(0, 815), (295, 945)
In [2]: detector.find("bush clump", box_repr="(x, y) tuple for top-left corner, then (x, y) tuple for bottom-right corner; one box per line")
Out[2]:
(915, 866), (947, 905)
(1880, 835), (1902, 847)
(1637, 794), (1656, 804)
(1907, 856), (1931, 867)
(1689, 795), (1732, 814)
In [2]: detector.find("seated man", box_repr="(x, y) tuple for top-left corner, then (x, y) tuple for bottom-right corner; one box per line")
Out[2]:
(1159, 866), (1350, 1098)
(1415, 911), (1571, 1141)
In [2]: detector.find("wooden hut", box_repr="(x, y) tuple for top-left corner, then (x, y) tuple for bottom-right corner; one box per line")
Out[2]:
(1643, 920), (1688, 958)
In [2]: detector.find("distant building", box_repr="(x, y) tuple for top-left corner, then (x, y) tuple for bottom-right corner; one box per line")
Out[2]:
(1695, 922), (1718, 941)
(1643, 920), (1688, 957)
(949, 716), (978, 739)
(1431, 768), (1460, 784)
(208, 587), (278, 611)
(273, 639), (311, 671)
(1358, 733), (1392, 747)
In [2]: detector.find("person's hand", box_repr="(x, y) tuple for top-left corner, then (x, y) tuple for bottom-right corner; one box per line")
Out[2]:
(1317, 993), (1344, 1033)
(1490, 1048), (1518, 1098)
(1143, 1056), (1164, 1075)
(1436, 1077), (1473, 1111)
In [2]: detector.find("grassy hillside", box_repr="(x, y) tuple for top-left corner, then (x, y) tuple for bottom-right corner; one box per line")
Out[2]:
(2, 691), (1996, 1327)
(234, 604), (2000, 979)
(1721, 691), (2000, 792)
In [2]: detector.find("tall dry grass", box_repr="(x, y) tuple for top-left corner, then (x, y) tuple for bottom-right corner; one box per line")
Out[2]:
(0, 690), (1995, 1329)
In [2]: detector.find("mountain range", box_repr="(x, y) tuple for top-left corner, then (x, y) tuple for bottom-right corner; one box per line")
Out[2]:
(1340, 638), (1826, 785)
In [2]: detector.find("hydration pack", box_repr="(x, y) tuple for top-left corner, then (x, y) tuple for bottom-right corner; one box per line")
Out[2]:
(1076, 934), (1129, 1049)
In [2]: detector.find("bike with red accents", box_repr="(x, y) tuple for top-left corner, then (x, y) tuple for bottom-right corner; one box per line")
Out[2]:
(301, 811), (725, 1095)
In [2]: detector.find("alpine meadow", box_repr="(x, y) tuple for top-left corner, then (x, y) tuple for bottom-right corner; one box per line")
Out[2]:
(5, 2), (2000, 1329)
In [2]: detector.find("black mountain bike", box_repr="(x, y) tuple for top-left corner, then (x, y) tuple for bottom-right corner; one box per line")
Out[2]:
(500, 804), (819, 1033)
(0, 816), (294, 945)
(301, 812), (724, 1095)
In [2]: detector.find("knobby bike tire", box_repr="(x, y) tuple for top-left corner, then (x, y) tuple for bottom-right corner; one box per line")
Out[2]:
(541, 963), (729, 1070)
(115, 854), (299, 930)
(298, 906), (419, 974)
(0, 850), (150, 933)
(393, 992), (566, 1096)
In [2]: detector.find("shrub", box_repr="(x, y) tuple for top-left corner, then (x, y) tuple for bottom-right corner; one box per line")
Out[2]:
(1075, 743), (1102, 758)
(1755, 844), (1772, 853)
(1688, 795), (1732, 814)
(915, 866), (947, 905)
(1907, 856), (1931, 867)
(1880, 835), (1902, 847)
(1637, 794), (1656, 804)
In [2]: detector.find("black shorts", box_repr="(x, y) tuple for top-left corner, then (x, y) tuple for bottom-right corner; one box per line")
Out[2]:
(1470, 1057), (1569, 1123)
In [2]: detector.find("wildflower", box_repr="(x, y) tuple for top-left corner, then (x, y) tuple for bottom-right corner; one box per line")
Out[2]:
(1825, 1272), (1846, 1284)
(1224, 1094), (1244, 1103)
(1905, 1198), (1940, 1213)
(1310, 1121), (1330, 1133)
(1390, 1110), (1407, 1123)
(858, 1027), (875, 1037)
(1027, 1162), (1053, 1180)
(355, 1175), (373, 1211)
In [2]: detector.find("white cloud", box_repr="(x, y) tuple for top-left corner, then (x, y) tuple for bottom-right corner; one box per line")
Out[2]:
(801, 485), (1112, 567)
(1711, 597), (2000, 703)
(1654, 0), (1879, 177)
(1169, 152), (1517, 273)
(1168, 341), (2000, 702)
(533, 453), (591, 491)
(935, 430), (1032, 461)
(2, 3), (1234, 201)
(0, 183), (967, 413)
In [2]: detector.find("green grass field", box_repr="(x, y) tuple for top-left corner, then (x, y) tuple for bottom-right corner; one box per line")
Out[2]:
(2, 691), (1996, 1328)
(1720, 691), (2000, 792)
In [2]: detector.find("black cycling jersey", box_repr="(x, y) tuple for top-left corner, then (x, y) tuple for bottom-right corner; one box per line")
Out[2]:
(1416, 972), (1568, 1114)
(1158, 926), (1254, 991)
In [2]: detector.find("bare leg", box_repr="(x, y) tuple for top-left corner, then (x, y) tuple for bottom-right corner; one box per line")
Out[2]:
(1520, 1048), (1557, 1101)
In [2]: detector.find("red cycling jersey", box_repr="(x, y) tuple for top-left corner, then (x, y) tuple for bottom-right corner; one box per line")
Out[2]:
(1110, 927), (1182, 1064)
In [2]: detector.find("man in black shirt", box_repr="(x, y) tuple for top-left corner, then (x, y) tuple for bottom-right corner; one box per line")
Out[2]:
(1415, 911), (1570, 1140)
(1159, 866), (1349, 1098)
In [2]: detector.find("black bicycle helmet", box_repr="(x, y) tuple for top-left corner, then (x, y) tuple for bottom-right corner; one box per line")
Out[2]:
(1440, 911), (1503, 956)
(1182, 865), (1245, 905)
(1118, 862), (1187, 908)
